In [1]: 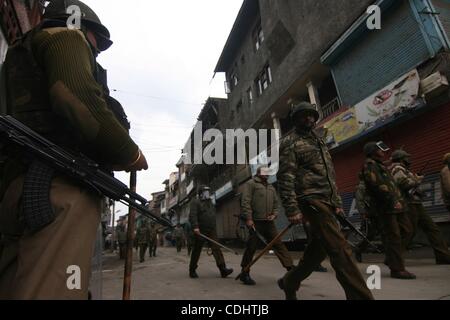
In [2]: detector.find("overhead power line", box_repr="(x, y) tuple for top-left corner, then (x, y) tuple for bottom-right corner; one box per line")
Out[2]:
(111, 89), (202, 107)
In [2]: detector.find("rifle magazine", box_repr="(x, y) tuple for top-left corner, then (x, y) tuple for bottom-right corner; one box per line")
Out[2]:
(23, 161), (55, 233)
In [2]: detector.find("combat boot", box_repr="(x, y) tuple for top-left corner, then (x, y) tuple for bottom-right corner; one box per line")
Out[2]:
(219, 265), (233, 278)
(277, 278), (297, 300)
(189, 269), (199, 278)
(390, 270), (416, 279)
(239, 272), (256, 285)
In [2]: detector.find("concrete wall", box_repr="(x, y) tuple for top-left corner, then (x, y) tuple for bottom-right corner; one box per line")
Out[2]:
(224, 0), (374, 130)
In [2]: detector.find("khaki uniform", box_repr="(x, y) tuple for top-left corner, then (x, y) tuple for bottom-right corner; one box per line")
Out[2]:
(354, 178), (385, 255)
(136, 222), (151, 262)
(391, 162), (450, 263)
(240, 177), (293, 270)
(362, 158), (412, 272)
(189, 198), (225, 272)
(277, 129), (373, 300)
(0, 27), (139, 299)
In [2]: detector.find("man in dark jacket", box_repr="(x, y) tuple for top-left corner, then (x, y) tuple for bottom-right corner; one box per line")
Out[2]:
(188, 186), (233, 279)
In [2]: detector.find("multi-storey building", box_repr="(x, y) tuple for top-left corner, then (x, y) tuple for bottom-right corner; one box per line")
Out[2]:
(166, 0), (450, 243)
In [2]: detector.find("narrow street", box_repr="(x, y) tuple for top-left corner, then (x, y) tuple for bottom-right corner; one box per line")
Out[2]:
(102, 246), (450, 300)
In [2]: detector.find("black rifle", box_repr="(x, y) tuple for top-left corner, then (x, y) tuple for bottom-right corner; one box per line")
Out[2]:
(0, 115), (173, 231)
(335, 214), (382, 254)
(310, 205), (381, 253)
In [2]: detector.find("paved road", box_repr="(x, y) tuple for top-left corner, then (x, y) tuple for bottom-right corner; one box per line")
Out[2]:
(101, 246), (450, 300)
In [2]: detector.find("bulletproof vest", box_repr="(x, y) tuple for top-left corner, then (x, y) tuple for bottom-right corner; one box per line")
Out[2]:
(3, 23), (130, 146)
(3, 26), (59, 137)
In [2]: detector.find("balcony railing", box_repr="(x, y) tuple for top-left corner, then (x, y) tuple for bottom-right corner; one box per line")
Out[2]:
(320, 97), (341, 119)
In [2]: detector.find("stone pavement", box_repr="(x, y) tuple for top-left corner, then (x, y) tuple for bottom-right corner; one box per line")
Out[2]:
(101, 246), (450, 300)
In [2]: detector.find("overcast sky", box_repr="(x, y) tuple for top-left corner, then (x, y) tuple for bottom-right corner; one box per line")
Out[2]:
(84, 1), (243, 218)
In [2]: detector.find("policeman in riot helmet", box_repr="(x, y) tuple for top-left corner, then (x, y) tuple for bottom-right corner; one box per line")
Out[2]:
(361, 142), (416, 279)
(277, 102), (374, 300)
(390, 149), (450, 264)
(0, 0), (147, 299)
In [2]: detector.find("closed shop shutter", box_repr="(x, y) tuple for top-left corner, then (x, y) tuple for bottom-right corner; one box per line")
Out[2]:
(331, 1), (432, 106)
(216, 196), (240, 239)
(332, 102), (450, 222)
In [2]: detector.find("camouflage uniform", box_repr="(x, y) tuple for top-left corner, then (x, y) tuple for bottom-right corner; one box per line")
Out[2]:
(240, 177), (293, 273)
(362, 158), (413, 272)
(277, 128), (373, 300)
(354, 177), (385, 260)
(391, 162), (450, 264)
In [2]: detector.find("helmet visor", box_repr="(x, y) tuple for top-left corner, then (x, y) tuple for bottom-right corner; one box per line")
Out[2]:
(376, 141), (390, 152)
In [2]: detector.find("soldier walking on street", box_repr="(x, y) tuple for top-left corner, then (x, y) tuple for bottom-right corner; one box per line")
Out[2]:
(390, 150), (450, 265)
(173, 223), (184, 253)
(188, 186), (233, 279)
(136, 219), (151, 263)
(277, 102), (374, 300)
(148, 222), (158, 257)
(117, 223), (127, 260)
(239, 166), (294, 285)
(361, 142), (415, 279)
